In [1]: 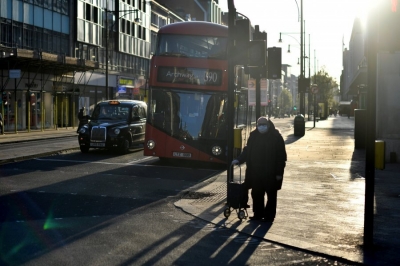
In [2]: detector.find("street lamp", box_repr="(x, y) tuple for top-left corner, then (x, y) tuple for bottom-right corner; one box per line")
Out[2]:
(300, 0), (304, 115)
(279, 0), (304, 114)
(105, 7), (141, 100)
(278, 31), (306, 83)
(279, 30), (307, 116)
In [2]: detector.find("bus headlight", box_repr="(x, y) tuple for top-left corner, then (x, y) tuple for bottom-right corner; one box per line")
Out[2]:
(147, 140), (156, 149)
(211, 145), (222, 156)
(114, 128), (120, 135)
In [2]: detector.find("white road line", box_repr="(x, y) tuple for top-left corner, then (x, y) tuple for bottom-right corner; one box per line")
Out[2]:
(34, 157), (153, 165)
(127, 157), (155, 164)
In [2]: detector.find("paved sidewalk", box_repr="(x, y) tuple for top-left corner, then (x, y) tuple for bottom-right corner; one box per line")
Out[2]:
(0, 127), (79, 164)
(0, 127), (77, 144)
(176, 116), (400, 265)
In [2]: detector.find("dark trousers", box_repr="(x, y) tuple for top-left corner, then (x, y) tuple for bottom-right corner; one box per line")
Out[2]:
(251, 185), (277, 219)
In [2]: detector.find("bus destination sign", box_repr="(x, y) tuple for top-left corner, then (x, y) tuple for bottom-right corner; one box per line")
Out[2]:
(158, 67), (222, 86)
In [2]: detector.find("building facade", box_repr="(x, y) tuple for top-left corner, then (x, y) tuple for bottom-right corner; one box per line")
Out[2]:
(0, 0), (224, 133)
(72, 0), (151, 119)
(0, 0), (89, 131)
(342, 14), (400, 162)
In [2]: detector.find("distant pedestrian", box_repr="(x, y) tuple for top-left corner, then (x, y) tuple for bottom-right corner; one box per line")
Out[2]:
(77, 107), (87, 133)
(231, 116), (287, 222)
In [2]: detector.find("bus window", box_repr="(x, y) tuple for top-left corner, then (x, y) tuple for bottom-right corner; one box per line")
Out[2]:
(148, 89), (243, 141)
(156, 34), (227, 59)
(201, 95), (227, 139)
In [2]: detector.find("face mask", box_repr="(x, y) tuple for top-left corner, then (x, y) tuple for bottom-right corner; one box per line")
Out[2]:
(257, 125), (268, 134)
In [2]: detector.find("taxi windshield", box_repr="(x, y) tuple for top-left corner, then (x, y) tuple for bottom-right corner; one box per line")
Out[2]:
(91, 104), (130, 120)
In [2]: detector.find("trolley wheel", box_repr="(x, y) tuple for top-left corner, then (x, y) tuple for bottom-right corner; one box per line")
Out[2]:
(223, 208), (231, 218)
(238, 210), (246, 220)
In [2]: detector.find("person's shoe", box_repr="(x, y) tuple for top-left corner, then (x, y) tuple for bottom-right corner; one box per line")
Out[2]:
(249, 216), (263, 221)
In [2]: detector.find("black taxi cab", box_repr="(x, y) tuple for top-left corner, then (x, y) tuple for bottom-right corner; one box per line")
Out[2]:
(78, 100), (147, 153)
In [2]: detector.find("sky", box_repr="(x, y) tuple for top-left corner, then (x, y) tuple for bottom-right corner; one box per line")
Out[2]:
(218, 0), (371, 86)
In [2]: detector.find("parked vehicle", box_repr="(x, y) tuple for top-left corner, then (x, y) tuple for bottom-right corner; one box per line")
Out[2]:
(78, 100), (147, 153)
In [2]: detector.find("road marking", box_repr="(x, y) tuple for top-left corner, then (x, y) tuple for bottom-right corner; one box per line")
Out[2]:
(35, 157), (154, 165)
(330, 173), (339, 179)
(128, 157), (155, 164)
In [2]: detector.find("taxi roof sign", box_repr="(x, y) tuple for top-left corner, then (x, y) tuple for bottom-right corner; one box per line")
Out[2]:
(108, 100), (121, 105)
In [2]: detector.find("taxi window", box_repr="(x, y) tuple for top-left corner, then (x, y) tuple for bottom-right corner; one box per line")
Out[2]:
(132, 106), (139, 118)
(138, 106), (146, 119)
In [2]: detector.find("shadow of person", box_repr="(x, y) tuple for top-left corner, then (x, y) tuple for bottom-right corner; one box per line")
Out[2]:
(213, 219), (273, 264)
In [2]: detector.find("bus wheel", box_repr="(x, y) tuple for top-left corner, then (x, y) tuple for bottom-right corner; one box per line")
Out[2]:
(80, 146), (89, 153)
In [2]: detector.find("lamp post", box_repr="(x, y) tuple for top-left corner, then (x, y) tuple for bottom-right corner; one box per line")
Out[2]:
(300, 0), (304, 115)
(104, 5), (141, 100)
(280, 0), (304, 114)
(279, 30), (308, 116)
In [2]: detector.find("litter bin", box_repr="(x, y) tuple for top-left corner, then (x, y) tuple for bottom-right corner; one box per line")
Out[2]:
(354, 109), (366, 149)
(294, 114), (305, 136)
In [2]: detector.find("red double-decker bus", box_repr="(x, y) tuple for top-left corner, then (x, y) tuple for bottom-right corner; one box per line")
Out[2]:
(144, 21), (256, 164)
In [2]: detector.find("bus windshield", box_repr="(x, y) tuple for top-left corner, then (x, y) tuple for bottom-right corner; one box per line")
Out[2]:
(155, 34), (228, 59)
(148, 89), (228, 140)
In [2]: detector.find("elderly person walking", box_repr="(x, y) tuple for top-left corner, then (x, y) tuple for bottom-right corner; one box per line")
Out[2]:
(232, 116), (287, 222)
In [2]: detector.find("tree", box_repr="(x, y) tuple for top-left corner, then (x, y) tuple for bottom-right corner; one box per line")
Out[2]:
(311, 68), (338, 118)
(278, 88), (293, 115)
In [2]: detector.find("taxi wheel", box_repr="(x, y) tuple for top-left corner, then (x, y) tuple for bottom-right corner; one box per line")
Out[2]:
(80, 145), (89, 153)
(120, 138), (130, 154)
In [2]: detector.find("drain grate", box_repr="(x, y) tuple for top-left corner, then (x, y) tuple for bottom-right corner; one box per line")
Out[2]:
(181, 191), (213, 199)
(179, 182), (229, 204)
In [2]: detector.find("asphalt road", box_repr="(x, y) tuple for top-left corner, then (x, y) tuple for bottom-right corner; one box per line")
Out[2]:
(0, 118), (357, 265)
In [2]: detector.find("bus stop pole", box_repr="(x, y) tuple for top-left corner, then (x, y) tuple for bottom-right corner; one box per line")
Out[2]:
(364, 7), (377, 248)
(227, 0), (236, 198)
(256, 73), (261, 119)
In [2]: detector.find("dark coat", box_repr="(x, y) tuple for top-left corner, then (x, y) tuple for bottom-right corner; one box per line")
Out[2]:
(78, 108), (85, 120)
(237, 120), (287, 190)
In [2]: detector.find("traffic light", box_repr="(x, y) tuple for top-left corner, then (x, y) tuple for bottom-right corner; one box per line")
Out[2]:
(298, 77), (310, 93)
(267, 47), (282, 79)
(248, 40), (266, 66)
(293, 106), (297, 111)
(234, 19), (251, 65)
(253, 25), (267, 41)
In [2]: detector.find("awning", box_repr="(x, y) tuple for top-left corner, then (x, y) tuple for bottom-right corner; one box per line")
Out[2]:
(347, 66), (367, 95)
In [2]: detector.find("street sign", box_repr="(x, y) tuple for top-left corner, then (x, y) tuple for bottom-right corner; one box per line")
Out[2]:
(311, 84), (319, 94)
(248, 78), (256, 106)
(260, 78), (268, 106)
(9, 69), (21, 79)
